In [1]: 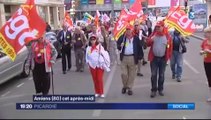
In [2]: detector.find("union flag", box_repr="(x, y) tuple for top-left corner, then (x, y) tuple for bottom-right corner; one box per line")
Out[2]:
(0, 0), (46, 61)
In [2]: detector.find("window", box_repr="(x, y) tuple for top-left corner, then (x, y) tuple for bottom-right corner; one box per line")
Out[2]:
(4, 5), (11, 13)
(50, 7), (54, 25)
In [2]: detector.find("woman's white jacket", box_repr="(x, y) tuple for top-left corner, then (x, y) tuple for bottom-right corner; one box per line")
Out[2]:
(86, 44), (110, 72)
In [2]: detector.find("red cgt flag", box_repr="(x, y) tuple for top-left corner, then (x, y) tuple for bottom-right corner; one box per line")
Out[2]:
(114, 8), (128, 40)
(128, 0), (144, 20)
(0, 0), (46, 61)
(165, 6), (196, 36)
(114, 0), (144, 40)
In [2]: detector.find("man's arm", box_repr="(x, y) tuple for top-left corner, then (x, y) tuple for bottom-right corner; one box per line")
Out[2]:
(50, 43), (58, 63)
(57, 30), (62, 43)
(117, 35), (124, 51)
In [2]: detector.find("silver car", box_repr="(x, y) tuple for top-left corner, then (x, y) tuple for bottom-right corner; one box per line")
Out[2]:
(0, 47), (30, 85)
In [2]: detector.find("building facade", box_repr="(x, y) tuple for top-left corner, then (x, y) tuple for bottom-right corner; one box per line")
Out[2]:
(65, 0), (152, 20)
(0, 0), (65, 29)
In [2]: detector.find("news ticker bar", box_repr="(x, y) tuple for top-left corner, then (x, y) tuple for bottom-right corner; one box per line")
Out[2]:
(16, 103), (195, 110)
(33, 95), (95, 102)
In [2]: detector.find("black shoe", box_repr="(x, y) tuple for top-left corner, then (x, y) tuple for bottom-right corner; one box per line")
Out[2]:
(137, 73), (143, 77)
(122, 88), (127, 94)
(80, 69), (84, 72)
(159, 91), (164, 96)
(142, 61), (147, 65)
(172, 75), (175, 79)
(128, 89), (133, 95)
(150, 91), (156, 98)
(75, 69), (80, 72)
(42, 92), (48, 95)
(63, 71), (66, 74)
(36, 92), (42, 95)
(177, 78), (181, 82)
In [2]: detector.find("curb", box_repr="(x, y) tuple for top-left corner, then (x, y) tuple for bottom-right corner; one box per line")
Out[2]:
(191, 34), (204, 40)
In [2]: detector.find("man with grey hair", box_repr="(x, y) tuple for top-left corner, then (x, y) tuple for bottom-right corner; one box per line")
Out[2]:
(146, 21), (173, 98)
(72, 27), (87, 72)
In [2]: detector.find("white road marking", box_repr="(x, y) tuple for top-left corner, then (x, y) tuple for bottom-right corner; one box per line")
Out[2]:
(92, 64), (117, 117)
(183, 116), (186, 119)
(134, 80), (192, 89)
(184, 59), (200, 74)
(0, 94), (26, 101)
(17, 83), (24, 88)
(28, 77), (33, 81)
(1, 91), (11, 97)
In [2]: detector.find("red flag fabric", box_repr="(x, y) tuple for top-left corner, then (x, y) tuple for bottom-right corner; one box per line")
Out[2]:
(148, 0), (156, 5)
(114, 0), (144, 40)
(64, 12), (73, 29)
(113, 9), (128, 40)
(94, 10), (101, 33)
(0, 0), (46, 61)
(165, 6), (196, 36)
(171, 0), (178, 7)
(127, 0), (144, 20)
(94, 12), (99, 28)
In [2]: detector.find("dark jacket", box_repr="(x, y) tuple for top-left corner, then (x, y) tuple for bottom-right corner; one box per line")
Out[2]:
(57, 30), (72, 47)
(72, 32), (87, 50)
(117, 34), (144, 64)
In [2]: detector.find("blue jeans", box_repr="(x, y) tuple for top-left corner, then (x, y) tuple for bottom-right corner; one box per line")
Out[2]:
(150, 57), (167, 92)
(170, 51), (183, 79)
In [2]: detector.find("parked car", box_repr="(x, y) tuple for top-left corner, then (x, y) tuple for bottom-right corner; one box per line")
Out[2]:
(0, 47), (30, 85)
(45, 31), (62, 58)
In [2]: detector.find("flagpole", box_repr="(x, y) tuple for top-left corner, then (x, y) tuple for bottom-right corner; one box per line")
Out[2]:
(51, 66), (54, 95)
(111, 0), (115, 18)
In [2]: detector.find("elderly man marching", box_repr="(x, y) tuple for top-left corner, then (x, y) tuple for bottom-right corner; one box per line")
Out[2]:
(117, 24), (144, 95)
(72, 27), (87, 72)
(28, 36), (58, 95)
(146, 21), (173, 98)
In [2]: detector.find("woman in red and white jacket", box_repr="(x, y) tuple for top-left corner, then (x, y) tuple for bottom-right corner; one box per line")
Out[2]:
(86, 34), (110, 98)
(200, 27), (211, 102)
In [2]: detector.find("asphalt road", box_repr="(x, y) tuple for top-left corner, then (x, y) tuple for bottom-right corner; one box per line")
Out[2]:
(0, 37), (211, 119)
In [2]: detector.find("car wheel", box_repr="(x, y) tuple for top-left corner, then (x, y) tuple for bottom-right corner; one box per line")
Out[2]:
(21, 59), (30, 77)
